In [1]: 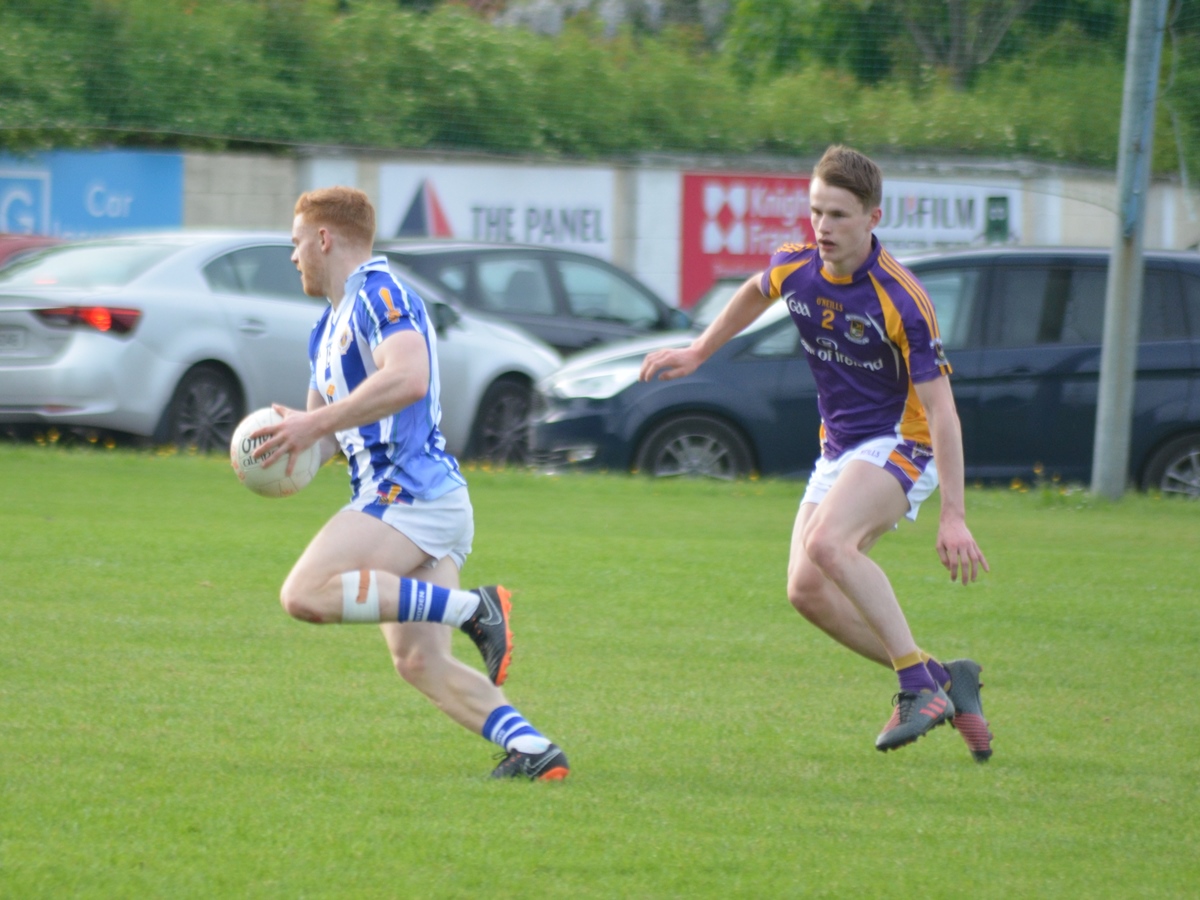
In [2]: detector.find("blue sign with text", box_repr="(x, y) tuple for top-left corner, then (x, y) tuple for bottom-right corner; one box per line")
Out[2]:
(0, 150), (183, 237)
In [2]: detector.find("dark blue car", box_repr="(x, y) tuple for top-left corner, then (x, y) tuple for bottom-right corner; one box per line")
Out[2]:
(531, 248), (1200, 496)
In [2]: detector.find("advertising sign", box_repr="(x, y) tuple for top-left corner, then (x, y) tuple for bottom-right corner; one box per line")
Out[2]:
(0, 170), (50, 234)
(378, 162), (614, 259)
(875, 180), (1022, 247)
(0, 150), (182, 237)
(680, 172), (813, 309)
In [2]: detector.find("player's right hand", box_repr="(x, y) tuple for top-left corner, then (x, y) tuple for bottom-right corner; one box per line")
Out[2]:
(255, 404), (321, 475)
(640, 347), (701, 383)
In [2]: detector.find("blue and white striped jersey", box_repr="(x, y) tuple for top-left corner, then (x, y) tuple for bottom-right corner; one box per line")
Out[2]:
(308, 257), (466, 503)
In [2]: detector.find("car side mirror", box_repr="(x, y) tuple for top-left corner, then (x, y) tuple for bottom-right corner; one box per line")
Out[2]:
(431, 301), (461, 334)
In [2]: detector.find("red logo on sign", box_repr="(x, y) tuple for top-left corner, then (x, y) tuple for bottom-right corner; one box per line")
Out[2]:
(680, 173), (814, 309)
(395, 179), (453, 239)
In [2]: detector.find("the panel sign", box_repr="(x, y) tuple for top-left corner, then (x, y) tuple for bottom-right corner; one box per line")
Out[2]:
(378, 162), (614, 258)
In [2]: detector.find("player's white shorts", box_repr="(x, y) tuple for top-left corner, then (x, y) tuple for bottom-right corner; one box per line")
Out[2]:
(346, 483), (475, 570)
(801, 435), (939, 522)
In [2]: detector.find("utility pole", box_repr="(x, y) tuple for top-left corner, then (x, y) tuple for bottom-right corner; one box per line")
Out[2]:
(1091, 0), (1170, 500)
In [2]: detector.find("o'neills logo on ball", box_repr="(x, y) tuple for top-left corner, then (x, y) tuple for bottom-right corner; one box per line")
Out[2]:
(240, 433), (272, 467)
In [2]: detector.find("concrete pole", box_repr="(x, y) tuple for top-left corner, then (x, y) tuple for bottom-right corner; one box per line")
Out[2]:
(1091, 0), (1170, 500)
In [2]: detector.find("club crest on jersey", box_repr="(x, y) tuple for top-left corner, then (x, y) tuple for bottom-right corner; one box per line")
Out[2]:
(338, 329), (351, 353)
(845, 315), (869, 345)
(931, 337), (949, 366)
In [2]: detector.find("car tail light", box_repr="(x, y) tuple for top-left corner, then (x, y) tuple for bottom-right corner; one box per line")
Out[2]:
(34, 306), (141, 335)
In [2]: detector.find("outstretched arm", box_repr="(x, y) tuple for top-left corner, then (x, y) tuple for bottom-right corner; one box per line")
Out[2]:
(914, 375), (990, 585)
(639, 274), (774, 382)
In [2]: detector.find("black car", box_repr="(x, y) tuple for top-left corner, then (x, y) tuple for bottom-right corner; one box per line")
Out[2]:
(375, 240), (690, 355)
(531, 247), (1200, 497)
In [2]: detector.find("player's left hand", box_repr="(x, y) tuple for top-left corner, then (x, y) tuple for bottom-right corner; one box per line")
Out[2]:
(251, 404), (322, 476)
(936, 518), (990, 585)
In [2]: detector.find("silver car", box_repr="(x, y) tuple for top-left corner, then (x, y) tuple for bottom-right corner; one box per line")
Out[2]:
(0, 232), (561, 461)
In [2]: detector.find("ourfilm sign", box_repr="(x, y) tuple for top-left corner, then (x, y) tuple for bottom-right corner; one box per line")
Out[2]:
(876, 180), (1022, 246)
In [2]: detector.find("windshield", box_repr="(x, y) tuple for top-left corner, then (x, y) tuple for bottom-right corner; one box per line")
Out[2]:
(692, 279), (747, 328)
(0, 242), (180, 290)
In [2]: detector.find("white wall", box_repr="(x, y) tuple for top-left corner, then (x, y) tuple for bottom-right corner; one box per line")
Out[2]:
(183, 154), (295, 230)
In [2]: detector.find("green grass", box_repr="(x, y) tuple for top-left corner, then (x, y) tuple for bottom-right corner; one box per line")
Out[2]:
(2, 444), (1198, 898)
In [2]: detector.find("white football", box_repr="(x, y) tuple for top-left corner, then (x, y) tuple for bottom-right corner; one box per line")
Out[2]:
(230, 407), (321, 498)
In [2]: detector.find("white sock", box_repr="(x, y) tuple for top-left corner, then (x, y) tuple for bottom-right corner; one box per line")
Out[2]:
(397, 578), (480, 627)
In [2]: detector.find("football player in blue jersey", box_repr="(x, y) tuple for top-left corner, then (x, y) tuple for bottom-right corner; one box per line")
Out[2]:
(641, 147), (993, 760)
(252, 186), (567, 781)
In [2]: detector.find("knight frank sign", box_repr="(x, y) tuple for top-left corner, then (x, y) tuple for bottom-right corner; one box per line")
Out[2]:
(680, 172), (814, 309)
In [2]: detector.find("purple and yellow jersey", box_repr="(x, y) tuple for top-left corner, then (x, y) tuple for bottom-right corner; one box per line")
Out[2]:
(309, 257), (466, 503)
(760, 236), (951, 458)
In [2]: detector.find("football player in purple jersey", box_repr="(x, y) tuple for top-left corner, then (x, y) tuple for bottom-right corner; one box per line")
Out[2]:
(642, 146), (993, 760)
(250, 187), (568, 780)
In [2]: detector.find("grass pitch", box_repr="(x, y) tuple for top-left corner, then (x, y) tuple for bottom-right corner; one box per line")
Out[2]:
(1, 444), (1197, 897)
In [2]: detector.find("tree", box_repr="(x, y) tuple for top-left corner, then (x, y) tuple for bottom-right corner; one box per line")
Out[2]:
(723, 0), (900, 85)
(899, 0), (1040, 89)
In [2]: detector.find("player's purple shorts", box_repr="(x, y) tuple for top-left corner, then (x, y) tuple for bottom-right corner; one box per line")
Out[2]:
(800, 436), (939, 521)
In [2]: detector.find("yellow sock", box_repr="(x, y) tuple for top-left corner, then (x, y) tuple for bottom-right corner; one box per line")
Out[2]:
(892, 650), (924, 671)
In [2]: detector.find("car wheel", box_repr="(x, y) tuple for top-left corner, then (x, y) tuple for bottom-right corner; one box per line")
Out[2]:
(163, 364), (243, 452)
(634, 414), (754, 480)
(1140, 433), (1200, 498)
(466, 377), (532, 466)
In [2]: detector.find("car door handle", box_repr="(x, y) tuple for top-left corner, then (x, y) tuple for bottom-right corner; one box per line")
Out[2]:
(238, 319), (268, 336)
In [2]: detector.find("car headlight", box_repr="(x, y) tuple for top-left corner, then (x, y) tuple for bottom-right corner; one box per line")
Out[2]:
(548, 361), (642, 400)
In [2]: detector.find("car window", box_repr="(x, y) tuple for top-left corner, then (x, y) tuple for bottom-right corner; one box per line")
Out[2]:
(477, 258), (555, 315)
(557, 259), (660, 328)
(917, 268), (978, 349)
(204, 254), (241, 293)
(985, 263), (1181, 347)
(204, 246), (307, 301)
(433, 262), (469, 296)
(1182, 270), (1200, 338)
(1060, 268), (1106, 344)
(0, 242), (178, 289)
(692, 279), (746, 328)
(1061, 267), (1182, 343)
(1139, 268), (1184, 341)
(986, 265), (1074, 346)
